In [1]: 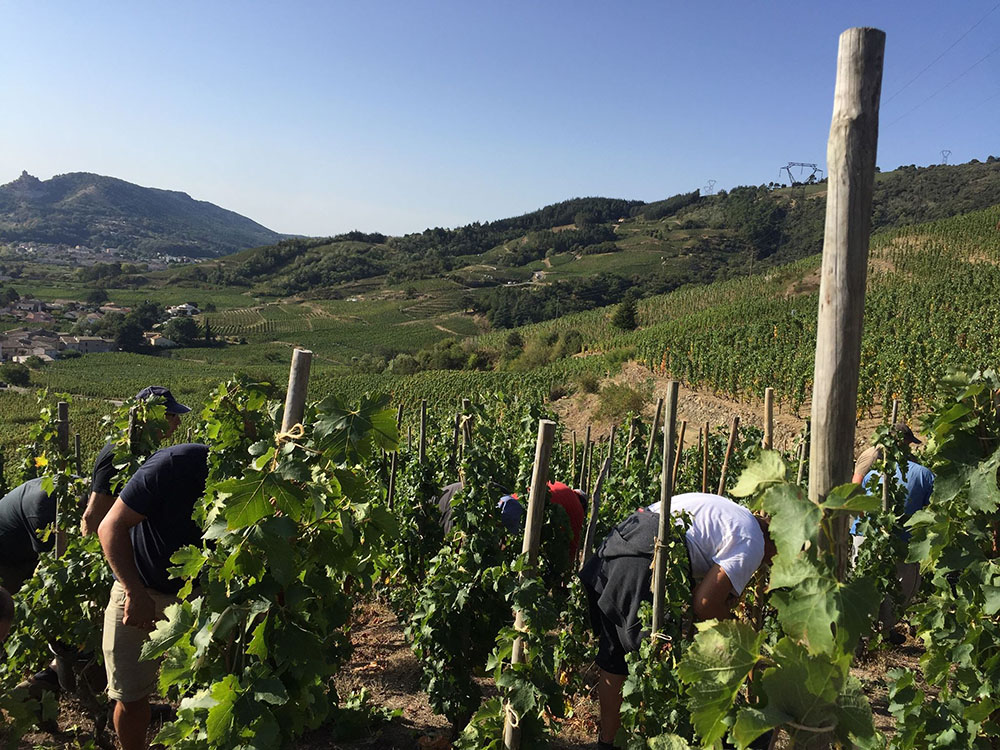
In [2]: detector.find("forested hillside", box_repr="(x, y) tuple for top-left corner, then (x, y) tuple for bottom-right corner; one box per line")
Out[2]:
(174, 158), (1000, 322)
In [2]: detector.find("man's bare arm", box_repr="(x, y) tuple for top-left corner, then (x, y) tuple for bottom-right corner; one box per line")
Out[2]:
(692, 564), (736, 622)
(98, 500), (156, 629)
(81, 491), (116, 536)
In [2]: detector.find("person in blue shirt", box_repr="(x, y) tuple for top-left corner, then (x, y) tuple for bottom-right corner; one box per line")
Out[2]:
(851, 423), (934, 642)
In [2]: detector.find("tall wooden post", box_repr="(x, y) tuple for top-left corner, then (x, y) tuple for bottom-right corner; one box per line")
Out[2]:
(503, 419), (557, 749)
(763, 387), (774, 450)
(281, 348), (313, 433)
(718, 416), (741, 495)
(652, 382), (679, 634)
(74, 433), (82, 476)
(645, 397), (664, 468)
(606, 424), (617, 465)
(701, 421), (710, 493)
(418, 399), (427, 464)
(809, 26), (885, 579)
(571, 431), (577, 478)
(585, 441), (595, 494)
(460, 398), (473, 454)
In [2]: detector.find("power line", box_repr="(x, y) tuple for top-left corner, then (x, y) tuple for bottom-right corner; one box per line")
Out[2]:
(886, 2), (1000, 103)
(888, 42), (1000, 126)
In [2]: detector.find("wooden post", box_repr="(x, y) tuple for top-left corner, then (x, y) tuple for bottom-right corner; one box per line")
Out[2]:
(578, 426), (591, 488)
(652, 382), (680, 634)
(809, 26), (885, 579)
(881, 398), (901, 511)
(571, 431), (577, 479)
(718, 416), (740, 495)
(461, 398), (473, 453)
(701, 421), (710, 493)
(645, 397), (664, 468)
(580, 455), (612, 570)
(387, 404), (403, 509)
(624, 418), (636, 467)
(606, 424), (617, 465)
(450, 411), (461, 465)
(74, 433), (82, 476)
(503, 419), (557, 749)
(585, 441), (595, 494)
(671, 419), (687, 487)
(797, 421), (810, 486)
(281, 348), (313, 433)
(56, 401), (69, 455)
(55, 401), (69, 558)
(763, 387), (774, 450)
(418, 399), (427, 464)
(407, 426), (412, 451)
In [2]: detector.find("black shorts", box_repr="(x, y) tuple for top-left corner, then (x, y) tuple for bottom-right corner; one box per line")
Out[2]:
(585, 585), (632, 676)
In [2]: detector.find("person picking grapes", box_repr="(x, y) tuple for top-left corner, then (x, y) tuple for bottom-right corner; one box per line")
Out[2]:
(98, 442), (208, 750)
(579, 492), (775, 750)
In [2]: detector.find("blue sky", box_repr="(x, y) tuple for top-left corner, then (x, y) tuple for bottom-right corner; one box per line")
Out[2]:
(1, 1), (997, 237)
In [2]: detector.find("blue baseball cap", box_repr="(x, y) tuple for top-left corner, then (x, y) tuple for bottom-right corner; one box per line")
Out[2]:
(135, 385), (191, 414)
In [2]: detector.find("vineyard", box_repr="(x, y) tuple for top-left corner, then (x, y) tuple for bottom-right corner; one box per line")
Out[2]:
(2, 360), (1000, 749)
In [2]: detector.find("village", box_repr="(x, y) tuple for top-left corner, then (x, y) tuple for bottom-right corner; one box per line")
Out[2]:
(0, 296), (201, 363)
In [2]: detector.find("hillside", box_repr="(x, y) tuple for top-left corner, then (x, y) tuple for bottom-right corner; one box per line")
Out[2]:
(0, 171), (284, 257)
(172, 158), (1000, 319)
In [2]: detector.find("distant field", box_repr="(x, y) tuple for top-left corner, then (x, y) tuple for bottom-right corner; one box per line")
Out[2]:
(9, 280), (262, 311)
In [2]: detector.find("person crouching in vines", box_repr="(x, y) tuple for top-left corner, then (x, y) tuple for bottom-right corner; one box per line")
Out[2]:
(579, 492), (776, 750)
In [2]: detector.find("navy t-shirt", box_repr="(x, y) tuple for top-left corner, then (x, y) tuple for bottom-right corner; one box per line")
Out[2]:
(90, 441), (123, 497)
(0, 478), (56, 564)
(118, 443), (209, 594)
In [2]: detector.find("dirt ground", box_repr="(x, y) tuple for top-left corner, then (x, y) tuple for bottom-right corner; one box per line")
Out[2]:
(552, 361), (913, 456)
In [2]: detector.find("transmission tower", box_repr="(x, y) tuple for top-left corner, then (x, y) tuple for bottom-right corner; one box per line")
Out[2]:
(703, 179), (717, 195)
(941, 149), (951, 165)
(779, 162), (824, 186)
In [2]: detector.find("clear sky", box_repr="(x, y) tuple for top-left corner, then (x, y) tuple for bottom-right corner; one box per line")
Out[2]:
(1, 1), (997, 237)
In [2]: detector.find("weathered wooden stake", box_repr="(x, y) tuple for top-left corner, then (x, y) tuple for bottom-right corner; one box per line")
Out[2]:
(701, 421), (710, 493)
(281, 348), (313, 433)
(645, 397), (664, 468)
(418, 399), (427, 464)
(718, 416), (741, 495)
(763, 387), (774, 450)
(606, 424), (617, 467)
(503, 419), (557, 749)
(585, 440), (595, 494)
(671, 419), (688, 487)
(797, 421), (810, 486)
(809, 26), (885, 579)
(624, 418), (636, 466)
(55, 401), (69, 558)
(571, 431), (577, 478)
(881, 398), (901, 511)
(652, 382), (680, 634)
(578, 426), (591, 488)
(580, 455), (612, 571)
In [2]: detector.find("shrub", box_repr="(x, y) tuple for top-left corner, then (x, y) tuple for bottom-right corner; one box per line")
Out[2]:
(576, 371), (601, 394)
(596, 381), (652, 421)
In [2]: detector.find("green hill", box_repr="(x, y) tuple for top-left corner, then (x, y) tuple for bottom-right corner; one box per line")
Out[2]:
(0, 171), (285, 257)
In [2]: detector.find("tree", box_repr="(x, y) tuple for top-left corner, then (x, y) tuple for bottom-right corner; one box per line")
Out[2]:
(203, 319), (214, 344)
(0, 286), (20, 306)
(113, 320), (145, 352)
(24, 355), (45, 370)
(86, 288), (109, 305)
(0, 362), (30, 386)
(612, 291), (639, 331)
(164, 317), (201, 347)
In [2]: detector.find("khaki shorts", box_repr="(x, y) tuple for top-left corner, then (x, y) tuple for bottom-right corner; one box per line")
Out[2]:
(102, 580), (177, 703)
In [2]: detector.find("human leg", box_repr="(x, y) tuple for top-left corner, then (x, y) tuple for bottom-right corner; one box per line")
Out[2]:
(597, 668), (627, 744)
(113, 697), (151, 750)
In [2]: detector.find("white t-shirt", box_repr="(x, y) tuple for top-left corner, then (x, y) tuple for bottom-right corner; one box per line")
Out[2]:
(646, 493), (764, 596)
